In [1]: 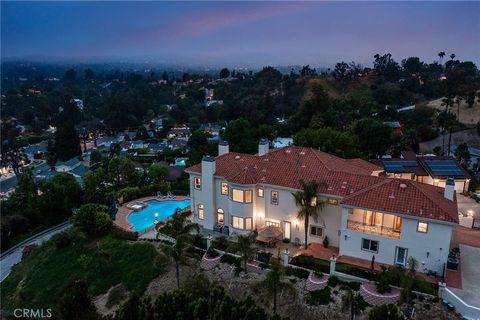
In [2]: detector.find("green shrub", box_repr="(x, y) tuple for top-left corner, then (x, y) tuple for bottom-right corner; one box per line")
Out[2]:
(220, 254), (241, 268)
(368, 304), (403, 320)
(306, 287), (332, 305)
(111, 226), (138, 241)
(314, 270), (323, 278)
(282, 238), (290, 244)
(73, 203), (112, 236)
(284, 266), (294, 276)
(212, 235), (230, 251)
(355, 293), (370, 310)
(424, 303), (430, 310)
(346, 281), (361, 291)
(375, 267), (391, 294)
(323, 236), (329, 248)
(259, 262), (269, 269)
(193, 234), (207, 249)
(206, 247), (219, 258)
(106, 284), (128, 308)
(53, 228), (82, 249)
(293, 268), (310, 279)
(117, 187), (141, 202)
(328, 276), (340, 287)
(412, 277), (436, 295)
(400, 276), (414, 303)
(290, 255), (317, 269)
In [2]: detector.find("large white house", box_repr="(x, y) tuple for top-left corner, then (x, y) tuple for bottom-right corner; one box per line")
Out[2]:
(185, 141), (459, 274)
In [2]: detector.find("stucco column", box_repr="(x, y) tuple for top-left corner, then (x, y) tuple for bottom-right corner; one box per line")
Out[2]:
(283, 249), (290, 266)
(329, 255), (337, 275)
(438, 281), (446, 299)
(207, 234), (213, 249)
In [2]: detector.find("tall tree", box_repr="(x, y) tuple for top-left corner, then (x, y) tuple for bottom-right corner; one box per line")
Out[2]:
(438, 51), (446, 64)
(229, 233), (257, 274)
(259, 258), (295, 314)
(55, 120), (81, 161)
(219, 68), (230, 79)
(292, 180), (328, 249)
(353, 118), (393, 158)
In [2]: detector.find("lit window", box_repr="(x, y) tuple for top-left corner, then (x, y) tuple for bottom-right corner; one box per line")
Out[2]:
(217, 208), (224, 224)
(257, 188), (264, 198)
(245, 190), (252, 203)
(310, 197), (317, 206)
(194, 177), (201, 189)
(362, 239), (379, 252)
(328, 199), (338, 206)
(271, 191), (279, 205)
(232, 189), (244, 203)
(221, 182), (228, 195)
(198, 204), (204, 220)
(245, 218), (252, 230)
(232, 216), (244, 229)
(310, 225), (323, 237)
(417, 222), (428, 233)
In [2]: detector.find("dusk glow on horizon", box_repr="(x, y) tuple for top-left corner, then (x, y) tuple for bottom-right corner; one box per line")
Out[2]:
(2, 1), (479, 67)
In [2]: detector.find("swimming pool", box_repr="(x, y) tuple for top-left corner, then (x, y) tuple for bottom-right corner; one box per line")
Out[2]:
(127, 199), (191, 232)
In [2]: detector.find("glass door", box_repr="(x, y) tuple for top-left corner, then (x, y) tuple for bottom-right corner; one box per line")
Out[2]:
(395, 247), (408, 266)
(284, 221), (291, 240)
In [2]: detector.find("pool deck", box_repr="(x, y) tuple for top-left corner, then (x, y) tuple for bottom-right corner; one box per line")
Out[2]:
(114, 195), (190, 235)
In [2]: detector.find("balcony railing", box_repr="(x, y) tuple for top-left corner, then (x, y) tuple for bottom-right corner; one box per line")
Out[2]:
(347, 220), (401, 239)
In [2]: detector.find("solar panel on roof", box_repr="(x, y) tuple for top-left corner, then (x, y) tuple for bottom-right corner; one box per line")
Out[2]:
(383, 160), (418, 173)
(425, 160), (465, 177)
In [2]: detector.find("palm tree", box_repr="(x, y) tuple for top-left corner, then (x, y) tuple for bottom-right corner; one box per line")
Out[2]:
(438, 51), (445, 64)
(259, 258), (296, 314)
(292, 180), (328, 249)
(450, 53), (456, 61)
(341, 289), (358, 320)
(455, 95), (463, 121)
(157, 208), (199, 239)
(162, 235), (191, 288)
(229, 233), (257, 274)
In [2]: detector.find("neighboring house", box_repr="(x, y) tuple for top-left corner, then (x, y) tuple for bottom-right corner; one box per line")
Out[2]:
(371, 152), (470, 193)
(151, 118), (164, 131)
(95, 136), (122, 149)
(131, 140), (146, 149)
(55, 158), (81, 172)
(148, 142), (168, 153)
(73, 98), (84, 110)
(22, 141), (48, 161)
(200, 123), (222, 143)
(185, 142), (458, 274)
(384, 121), (404, 135)
(167, 127), (192, 139)
(170, 138), (188, 150)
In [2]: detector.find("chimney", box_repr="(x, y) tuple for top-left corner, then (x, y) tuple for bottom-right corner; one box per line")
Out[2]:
(201, 155), (216, 178)
(444, 177), (455, 201)
(218, 140), (229, 156)
(258, 138), (269, 156)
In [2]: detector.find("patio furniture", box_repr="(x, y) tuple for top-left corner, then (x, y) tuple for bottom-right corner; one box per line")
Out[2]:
(167, 191), (175, 199)
(256, 236), (276, 247)
(157, 191), (165, 198)
(258, 225), (282, 238)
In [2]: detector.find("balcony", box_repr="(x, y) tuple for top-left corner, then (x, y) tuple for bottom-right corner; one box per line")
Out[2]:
(347, 220), (401, 239)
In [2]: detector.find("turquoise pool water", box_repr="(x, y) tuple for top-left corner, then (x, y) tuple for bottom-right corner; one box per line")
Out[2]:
(127, 199), (191, 231)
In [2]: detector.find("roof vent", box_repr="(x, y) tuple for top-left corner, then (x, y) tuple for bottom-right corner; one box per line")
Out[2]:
(286, 149), (291, 154)
(389, 191), (395, 199)
(264, 158), (269, 162)
(235, 156), (241, 160)
(301, 164), (306, 168)
(300, 151), (306, 155)
(399, 183), (407, 189)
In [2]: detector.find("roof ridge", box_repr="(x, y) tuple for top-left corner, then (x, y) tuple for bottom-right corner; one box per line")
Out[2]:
(342, 178), (392, 201)
(409, 180), (456, 221)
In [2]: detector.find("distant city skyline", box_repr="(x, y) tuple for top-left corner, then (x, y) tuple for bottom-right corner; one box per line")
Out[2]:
(2, 1), (479, 68)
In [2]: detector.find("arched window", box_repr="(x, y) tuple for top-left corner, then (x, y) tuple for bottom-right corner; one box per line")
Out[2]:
(217, 208), (224, 224)
(198, 204), (204, 220)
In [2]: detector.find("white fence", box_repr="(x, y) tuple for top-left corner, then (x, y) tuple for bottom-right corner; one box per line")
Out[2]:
(440, 286), (480, 320)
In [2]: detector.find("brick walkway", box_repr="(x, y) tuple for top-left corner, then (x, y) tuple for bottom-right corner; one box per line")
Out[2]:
(305, 272), (329, 291)
(200, 253), (222, 271)
(114, 195), (190, 234)
(360, 282), (400, 306)
(293, 243), (339, 260)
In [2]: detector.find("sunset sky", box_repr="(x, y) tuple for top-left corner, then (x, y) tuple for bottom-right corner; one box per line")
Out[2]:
(2, 1), (479, 67)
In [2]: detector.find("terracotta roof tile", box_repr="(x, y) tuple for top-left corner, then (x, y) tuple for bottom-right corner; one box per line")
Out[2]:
(185, 147), (458, 223)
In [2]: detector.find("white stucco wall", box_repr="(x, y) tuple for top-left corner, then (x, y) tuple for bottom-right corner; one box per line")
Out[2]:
(424, 176), (468, 193)
(339, 206), (454, 274)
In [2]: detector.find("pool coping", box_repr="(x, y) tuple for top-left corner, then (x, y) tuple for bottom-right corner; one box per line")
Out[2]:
(114, 195), (191, 235)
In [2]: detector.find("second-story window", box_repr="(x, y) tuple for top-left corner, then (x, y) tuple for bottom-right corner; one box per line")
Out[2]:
(221, 182), (229, 195)
(271, 191), (279, 205)
(245, 190), (252, 203)
(417, 221), (428, 233)
(194, 177), (201, 189)
(232, 189), (244, 202)
(257, 188), (264, 197)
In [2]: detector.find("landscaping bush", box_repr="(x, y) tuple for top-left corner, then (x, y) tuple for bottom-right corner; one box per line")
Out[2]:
(53, 228), (82, 249)
(259, 262), (269, 269)
(73, 203), (112, 236)
(314, 270), (323, 278)
(323, 236), (329, 248)
(284, 266), (294, 276)
(206, 246), (219, 258)
(192, 234), (207, 249)
(306, 287), (332, 305)
(355, 293), (370, 310)
(375, 267), (391, 294)
(290, 254), (330, 273)
(412, 277), (436, 295)
(111, 226), (138, 241)
(212, 235), (230, 251)
(368, 304), (403, 320)
(282, 238), (290, 244)
(328, 276), (340, 287)
(293, 268), (310, 279)
(400, 276), (414, 303)
(220, 254), (241, 268)
(346, 281), (361, 291)
(117, 187), (142, 203)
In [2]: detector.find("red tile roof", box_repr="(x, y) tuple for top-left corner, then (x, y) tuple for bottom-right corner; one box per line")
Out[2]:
(186, 146), (458, 223)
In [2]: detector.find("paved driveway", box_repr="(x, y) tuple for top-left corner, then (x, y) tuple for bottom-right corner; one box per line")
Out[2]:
(0, 223), (71, 282)
(457, 194), (480, 222)
(449, 244), (480, 308)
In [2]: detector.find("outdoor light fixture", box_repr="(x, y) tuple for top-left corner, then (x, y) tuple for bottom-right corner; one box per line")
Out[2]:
(155, 212), (159, 218)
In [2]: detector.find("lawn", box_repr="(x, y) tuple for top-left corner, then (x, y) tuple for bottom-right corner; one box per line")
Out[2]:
(1, 229), (164, 310)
